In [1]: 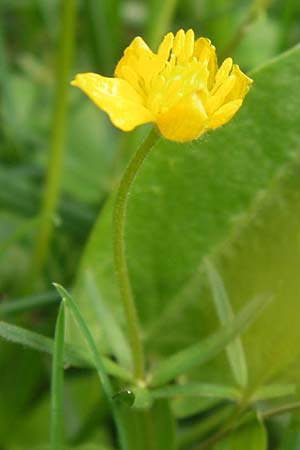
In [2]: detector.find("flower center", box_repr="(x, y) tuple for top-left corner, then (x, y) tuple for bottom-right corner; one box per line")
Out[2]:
(146, 56), (210, 117)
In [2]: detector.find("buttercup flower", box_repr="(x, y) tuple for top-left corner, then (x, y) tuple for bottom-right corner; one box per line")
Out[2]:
(71, 29), (252, 142)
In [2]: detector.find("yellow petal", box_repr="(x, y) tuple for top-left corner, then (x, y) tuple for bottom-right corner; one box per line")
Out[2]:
(173, 29), (186, 62)
(156, 93), (208, 142)
(184, 29), (195, 60)
(71, 73), (153, 131)
(115, 36), (154, 84)
(115, 36), (152, 77)
(115, 35), (171, 90)
(117, 64), (144, 97)
(226, 64), (253, 101)
(194, 37), (217, 88)
(157, 32), (174, 62)
(208, 99), (242, 129)
(207, 74), (236, 114)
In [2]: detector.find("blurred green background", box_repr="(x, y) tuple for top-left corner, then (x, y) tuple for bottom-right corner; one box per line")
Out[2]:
(0, 1), (300, 449)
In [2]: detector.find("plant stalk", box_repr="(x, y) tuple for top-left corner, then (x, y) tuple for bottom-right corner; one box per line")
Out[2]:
(113, 127), (159, 381)
(27, 0), (76, 290)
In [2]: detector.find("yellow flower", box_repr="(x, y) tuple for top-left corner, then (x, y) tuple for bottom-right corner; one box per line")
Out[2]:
(71, 29), (252, 142)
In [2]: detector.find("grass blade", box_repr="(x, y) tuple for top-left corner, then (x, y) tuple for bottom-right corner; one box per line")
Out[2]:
(85, 0), (120, 74)
(205, 258), (248, 387)
(0, 166), (94, 237)
(251, 384), (297, 402)
(50, 301), (65, 450)
(54, 283), (128, 450)
(0, 291), (60, 317)
(145, 0), (179, 49)
(150, 295), (270, 387)
(152, 383), (240, 401)
(0, 320), (132, 381)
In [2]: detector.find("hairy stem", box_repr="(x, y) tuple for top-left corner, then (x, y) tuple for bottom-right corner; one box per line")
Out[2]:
(113, 127), (159, 380)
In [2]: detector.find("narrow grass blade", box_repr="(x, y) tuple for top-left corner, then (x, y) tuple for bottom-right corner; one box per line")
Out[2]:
(152, 383), (240, 401)
(0, 11), (18, 130)
(262, 401), (300, 418)
(150, 295), (270, 387)
(50, 301), (65, 450)
(32, 445), (114, 450)
(54, 284), (128, 450)
(252, 384), (297, 402)
(0, 166), (94, 236)
(85, 0), (120, 74)
(0, 321), (132, 381)
(205, 258), (248, 387)
(145, 0), (179, 48)
(0, 291), (60, 317)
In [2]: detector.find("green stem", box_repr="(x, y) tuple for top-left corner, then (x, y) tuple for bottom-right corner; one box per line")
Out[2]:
(113, 127), (160, 381)
(50, 301), (65, 450)
(27, 0), (76, 290)
(262, 401), (300, 419)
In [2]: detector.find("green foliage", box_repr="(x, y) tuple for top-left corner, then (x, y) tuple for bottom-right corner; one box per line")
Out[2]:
(50, 302), (66, 450)
(212, 416), (267, 450)
(71, 44), (300, 391)
(149, 294), (267, 387)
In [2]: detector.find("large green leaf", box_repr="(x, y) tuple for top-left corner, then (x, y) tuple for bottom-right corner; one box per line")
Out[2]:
(69, 45), (300, 393)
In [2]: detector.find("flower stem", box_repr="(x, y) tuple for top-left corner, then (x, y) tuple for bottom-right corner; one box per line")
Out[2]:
(26, 0), (75, 291)
(113, 127), (159, 381)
